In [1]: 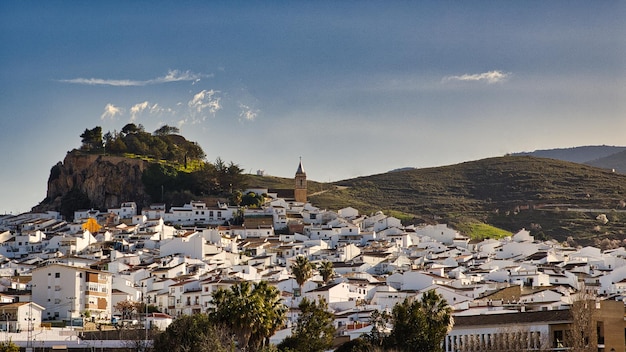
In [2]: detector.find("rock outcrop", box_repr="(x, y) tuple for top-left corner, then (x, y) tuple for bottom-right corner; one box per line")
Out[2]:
(34, 150), (152, 213)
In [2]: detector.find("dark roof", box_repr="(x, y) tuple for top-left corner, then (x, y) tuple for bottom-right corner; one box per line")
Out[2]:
(308, 282), (342, 292)
(453, 309), (571, 327)
(273, 189), (295, 199)
(296, 159), (305, 175)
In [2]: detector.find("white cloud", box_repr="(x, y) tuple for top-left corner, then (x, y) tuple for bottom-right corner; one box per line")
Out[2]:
(188, 89), (222, 116)
(130, 101), (149, 121)
(60, 69), (211, 87)
(442, 70), (510, 84)
(239, 103), (259, 122)
(100, 104), (123, 120)
(154, 70), (210, 84)
(150, 103), (172, 114)
(62, 78), (140, 86)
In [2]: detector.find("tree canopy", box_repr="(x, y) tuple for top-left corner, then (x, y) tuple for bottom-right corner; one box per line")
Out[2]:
(153, 313), (233, 352)
(386, 290), (452, 352)
(80, 124), (205, 166)
(318, 260), (334, 285)
(0, 340), (19, 352)
(80, 126), (103, 151)
(75, 125), (248, 208)
(209, 281), (287, 351)
(153, 124), (180, 136)
(291, 256), (313, 296)
(278, 297), (336, 352)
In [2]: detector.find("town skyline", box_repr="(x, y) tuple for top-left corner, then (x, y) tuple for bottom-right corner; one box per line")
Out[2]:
(1, 1), (624, 214)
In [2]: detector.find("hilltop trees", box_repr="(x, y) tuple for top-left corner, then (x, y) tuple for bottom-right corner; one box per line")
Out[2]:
(79, 124), (206, 167)
(80, 126), (103, 151)
(75, 124), (248, 208)
(153, 124), (180, 136)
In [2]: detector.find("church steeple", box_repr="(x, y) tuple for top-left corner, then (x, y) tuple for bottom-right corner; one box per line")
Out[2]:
(296, 157), (306, 176)
(294, 157), (307, 203)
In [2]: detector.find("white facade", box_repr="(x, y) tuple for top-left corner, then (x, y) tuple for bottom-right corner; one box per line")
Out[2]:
(31, 264), (112, 321)
(108, 202), (137, 219)
(164, 201), (236, 226)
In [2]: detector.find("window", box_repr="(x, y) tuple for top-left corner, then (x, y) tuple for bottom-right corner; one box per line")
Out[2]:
(553, 330), (564, 348)
(55, 272), (60, 278)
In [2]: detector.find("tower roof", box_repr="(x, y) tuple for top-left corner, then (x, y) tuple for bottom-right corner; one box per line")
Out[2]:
(296, 158), (306, 175)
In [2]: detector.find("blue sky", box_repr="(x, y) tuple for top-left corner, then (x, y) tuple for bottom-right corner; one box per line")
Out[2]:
(1, 1), (624, 214)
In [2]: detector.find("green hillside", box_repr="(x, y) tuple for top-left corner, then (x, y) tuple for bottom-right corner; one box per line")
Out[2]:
(303, 156), (626, 246)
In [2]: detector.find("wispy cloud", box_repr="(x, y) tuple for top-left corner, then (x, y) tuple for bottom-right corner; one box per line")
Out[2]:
(130, 101), (149, 121)
(188, 89), (221, 116)
(100, 104), (123, 120)
(442, 70), (510, 84)
(128, 101), (177, 123)
(239, 103), (259, 122)
(150, 103), (172, 115)
(60, 70), (210, 87)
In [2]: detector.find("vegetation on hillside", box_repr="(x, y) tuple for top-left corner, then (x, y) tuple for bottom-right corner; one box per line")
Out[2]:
(307, 156), (626, 245)
(75, 124), (248, 208)
(80, 124), (205, 169)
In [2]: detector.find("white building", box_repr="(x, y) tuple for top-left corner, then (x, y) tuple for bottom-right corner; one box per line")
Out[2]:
(108, 202), (137, 219)
(31, 263), (112, 322)
(164, 201), (236, 226)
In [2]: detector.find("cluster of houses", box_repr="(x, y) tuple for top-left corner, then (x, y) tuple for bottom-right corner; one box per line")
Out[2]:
(0, 164), (625, 351)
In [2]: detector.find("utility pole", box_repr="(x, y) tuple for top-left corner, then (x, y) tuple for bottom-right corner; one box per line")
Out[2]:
(145, 295), (149, 351)
(67, 296), (76, 340)
(26, 285), (36, 352)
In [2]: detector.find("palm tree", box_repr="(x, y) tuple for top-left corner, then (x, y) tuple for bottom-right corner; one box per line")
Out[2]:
(210, 281), (257, 349)
(251, 281), (288, 349)
(291, 255), (313, 296)
(420, 289), (453, 352)
(318, 260), (334, 285)
(209, 281), (287, 351)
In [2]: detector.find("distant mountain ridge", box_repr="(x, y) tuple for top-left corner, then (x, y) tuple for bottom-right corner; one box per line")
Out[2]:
(512, 145), (626, 173)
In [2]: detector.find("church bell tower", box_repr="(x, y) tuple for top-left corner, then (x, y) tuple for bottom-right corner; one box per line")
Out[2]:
(294, 158), (307, 203)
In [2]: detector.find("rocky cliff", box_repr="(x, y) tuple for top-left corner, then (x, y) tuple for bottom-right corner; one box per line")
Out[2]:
(34, 151), (152, 214)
